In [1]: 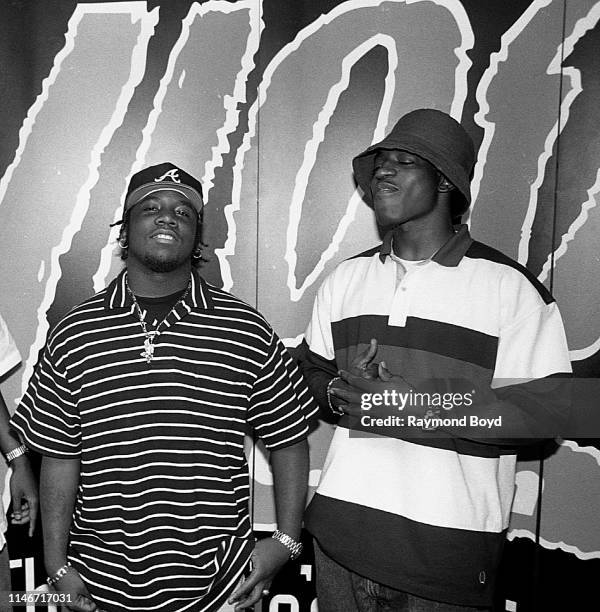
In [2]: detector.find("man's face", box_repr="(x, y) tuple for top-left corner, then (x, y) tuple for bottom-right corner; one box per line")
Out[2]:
(126, 190), (199, 273)
(370, 149), (442, 228)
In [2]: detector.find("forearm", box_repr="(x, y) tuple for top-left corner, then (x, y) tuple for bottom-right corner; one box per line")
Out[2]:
(339, 369), (570, 446)
(296, 342), (337, 413)
(40, 456), (80, 573)
(435, 376), (571, 445)
(269, 439), (309, 540)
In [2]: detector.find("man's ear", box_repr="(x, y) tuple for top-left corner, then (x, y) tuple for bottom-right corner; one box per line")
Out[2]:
(437, 175), (455, 193)
(118, 224), (128, 248)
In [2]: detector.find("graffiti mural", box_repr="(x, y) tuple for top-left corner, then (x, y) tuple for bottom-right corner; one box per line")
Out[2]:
(1, 1), (599, 609)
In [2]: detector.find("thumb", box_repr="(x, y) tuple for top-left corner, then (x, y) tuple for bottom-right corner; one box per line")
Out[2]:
(378, 361), (393, 381)
(354, 338), (378, 369)
(364, 338), (378, 363)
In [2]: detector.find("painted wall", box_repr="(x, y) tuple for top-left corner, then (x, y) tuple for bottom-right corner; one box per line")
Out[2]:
(0, 1), (599, 609)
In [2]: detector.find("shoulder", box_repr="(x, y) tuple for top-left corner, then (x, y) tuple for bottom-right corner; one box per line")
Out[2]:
(347, 244), (383, 261)
(202, 282), (275, 334)
(464, 240), (554, 306)
(320, 244), (382, 287)
(47, 288), (110, 348)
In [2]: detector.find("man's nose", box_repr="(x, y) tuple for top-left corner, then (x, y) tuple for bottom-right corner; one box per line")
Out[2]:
(374, 163), (395, 178)
(156, 208), (177, 225)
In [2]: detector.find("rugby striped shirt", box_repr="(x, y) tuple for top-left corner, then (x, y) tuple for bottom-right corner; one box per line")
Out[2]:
(12, 269), (317, 612)
(301, 225), (571, 607)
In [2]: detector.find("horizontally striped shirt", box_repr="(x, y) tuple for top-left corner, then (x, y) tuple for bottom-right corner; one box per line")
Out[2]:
(302, 225), (571, 607)
(12, 269), (317, 612)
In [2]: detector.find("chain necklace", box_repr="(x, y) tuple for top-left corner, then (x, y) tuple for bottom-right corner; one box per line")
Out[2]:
(125, 277), (192, 363)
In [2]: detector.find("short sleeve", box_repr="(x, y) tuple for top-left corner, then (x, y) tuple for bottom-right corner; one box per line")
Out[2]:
(0, 313), (21, 377)
(11, 344), (81, 458)
(248, 331), (318, 450)
(304, 274), (335, 360)
(488, 277), (572, 441)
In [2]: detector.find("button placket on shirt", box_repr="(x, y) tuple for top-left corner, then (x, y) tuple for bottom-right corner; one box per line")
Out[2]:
(388, 259), (430, 327)
(388, 281), (410, 326)
(388, 260), (410, 327)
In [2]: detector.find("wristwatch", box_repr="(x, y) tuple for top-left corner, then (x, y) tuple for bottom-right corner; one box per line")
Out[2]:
(5, 444), (28, 463)
(271, 530), (303, 560)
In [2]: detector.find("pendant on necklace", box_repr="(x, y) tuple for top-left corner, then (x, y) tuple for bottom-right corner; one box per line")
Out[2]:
(141, 338), (154, 363)
(141, 331), (159, 363)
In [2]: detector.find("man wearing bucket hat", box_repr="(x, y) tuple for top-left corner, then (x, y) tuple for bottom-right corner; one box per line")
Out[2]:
(299, 109), (571, 610)
(12, 162), (317, 611)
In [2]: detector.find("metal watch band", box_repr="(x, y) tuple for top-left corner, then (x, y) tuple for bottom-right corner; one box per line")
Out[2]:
(271, 529), (303, 560)
(5, 444), (28, 463)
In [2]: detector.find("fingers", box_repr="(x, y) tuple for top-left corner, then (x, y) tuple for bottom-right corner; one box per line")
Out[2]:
(326, 387), (362, 417)
(366, 338), (378, 361)
(10, 492), (29, 525)
(350, 339), (379, 378)
(353, 338), (378, 368)
(228, 568), (258, 606)
(10, 500), (29, 523)
(328, 383), (361, 404)
(378, 361), (393, 382)
(65, 594), (98, 612)
(10, 493), (38, 535)
(338, 370), (365, 389)
(233, 581), (269, 610)
(77, 594), (99, 612)
(28, 492), (39, 537)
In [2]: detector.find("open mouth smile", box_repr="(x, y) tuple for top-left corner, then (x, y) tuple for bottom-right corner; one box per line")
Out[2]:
(151, 231), (178, 243)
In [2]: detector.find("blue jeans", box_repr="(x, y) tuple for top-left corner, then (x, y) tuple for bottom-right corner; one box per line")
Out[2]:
(313, 540), (488, 612)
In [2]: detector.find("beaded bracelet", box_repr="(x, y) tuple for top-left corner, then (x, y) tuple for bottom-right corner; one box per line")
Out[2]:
(47, 562), (73, 586)
(326, 376), (344, 416)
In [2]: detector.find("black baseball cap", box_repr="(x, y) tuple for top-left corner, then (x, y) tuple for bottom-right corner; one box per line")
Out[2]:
(124, 162), (204, 213)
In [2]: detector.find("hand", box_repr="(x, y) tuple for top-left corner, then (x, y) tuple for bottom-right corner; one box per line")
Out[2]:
(332, 361), (413, 417)
(328, 339), (380, 415)
(348, 338), (379, 379)
(228, 537), (290, 610)
(9, 454), (39, 536)
(52, 568), (104, 612)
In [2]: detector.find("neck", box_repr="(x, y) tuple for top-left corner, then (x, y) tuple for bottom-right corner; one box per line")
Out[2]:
(390, 218), (455, 260)
(126, 261), (192, 297)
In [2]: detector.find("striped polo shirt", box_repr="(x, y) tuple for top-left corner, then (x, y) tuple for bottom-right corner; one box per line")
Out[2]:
(302, 225), (571, 607)
(12, 269), (317, 612)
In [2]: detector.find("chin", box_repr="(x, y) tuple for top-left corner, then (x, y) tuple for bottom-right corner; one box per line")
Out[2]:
(376, 214), (404, 229)
(143, 255), (187, 273)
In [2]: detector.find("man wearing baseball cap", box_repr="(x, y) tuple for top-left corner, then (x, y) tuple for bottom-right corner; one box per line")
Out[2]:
(12, 162), (317, 611)
(299, 109), (571, 610)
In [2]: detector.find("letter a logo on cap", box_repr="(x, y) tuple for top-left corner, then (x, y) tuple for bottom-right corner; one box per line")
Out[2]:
(154, 169), (181, 183)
